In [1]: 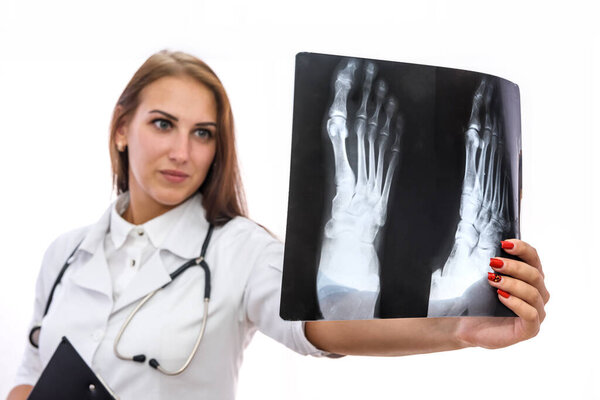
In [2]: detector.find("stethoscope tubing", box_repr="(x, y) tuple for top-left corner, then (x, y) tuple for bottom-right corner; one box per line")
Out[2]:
(113, 254), (212, 376)
(29, 224), (214, 377)
(29, 240), (83, 349)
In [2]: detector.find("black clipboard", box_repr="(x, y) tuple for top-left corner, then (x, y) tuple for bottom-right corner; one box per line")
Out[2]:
(28, 336), (118, 400)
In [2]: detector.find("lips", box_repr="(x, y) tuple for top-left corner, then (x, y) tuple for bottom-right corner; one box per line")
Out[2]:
(161, 169), (189, 177)
(160, 169), (189, 183)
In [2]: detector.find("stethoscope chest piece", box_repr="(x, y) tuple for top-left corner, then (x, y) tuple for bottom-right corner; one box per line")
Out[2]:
(29, 325), (41, 348)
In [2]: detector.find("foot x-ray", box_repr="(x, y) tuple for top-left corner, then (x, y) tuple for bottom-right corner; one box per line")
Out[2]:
(280, 53), (521, 320)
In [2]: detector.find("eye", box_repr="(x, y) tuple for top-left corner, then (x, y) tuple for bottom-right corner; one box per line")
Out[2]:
(193, 128), (213, 139)
(152, 118), (172, 131)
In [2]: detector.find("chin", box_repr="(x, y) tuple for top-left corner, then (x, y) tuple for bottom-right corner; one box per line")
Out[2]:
(152, 187), (195, 207)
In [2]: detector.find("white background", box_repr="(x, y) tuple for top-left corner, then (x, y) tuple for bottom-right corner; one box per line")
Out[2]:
(0, 0), (598, 399)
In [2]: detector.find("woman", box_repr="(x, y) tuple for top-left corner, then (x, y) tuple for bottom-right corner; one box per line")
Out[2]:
(8, 50), (549, 400)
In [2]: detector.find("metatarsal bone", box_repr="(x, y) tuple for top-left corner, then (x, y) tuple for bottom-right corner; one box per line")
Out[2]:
(367, 80), (387, 192)
(490, 124), (503, 213)
(475, 89), (494, 203)
(473, 80), (496, 232)
(391, 116), (404, 152)
(474, 116), (495, 232)
(499, 174), (511, 230)
(454, 80), (493, 252)
(484, 119), (499, 207)
(355, 62), (376, 194)
(326, 60), (358, 209)
(458, 81), (485, 226)
(377, 116), (403, 226)
(376, 97), (397, 194)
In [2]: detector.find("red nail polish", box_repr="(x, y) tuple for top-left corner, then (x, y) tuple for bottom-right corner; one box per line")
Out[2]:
(501, 241), (514, 250)
(497, 289), (510, 298)
(488, 272), (501, 282)
(490, 258), (504, 268)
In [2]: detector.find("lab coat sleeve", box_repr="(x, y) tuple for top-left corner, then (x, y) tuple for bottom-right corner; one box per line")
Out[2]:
(13, 227), (87, 386)
(242, 232), (332, 357)
(12, 260), (45, 386)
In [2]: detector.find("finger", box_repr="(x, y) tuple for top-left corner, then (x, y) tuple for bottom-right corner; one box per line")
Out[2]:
(495, 288), (541, 339)
(500, 239), (543, 273)
(487, 273), (546, 322)
(489, 256), (550, 304)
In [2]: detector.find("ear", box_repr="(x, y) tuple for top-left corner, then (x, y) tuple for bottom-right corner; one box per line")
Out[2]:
(115, 106), (129, 147)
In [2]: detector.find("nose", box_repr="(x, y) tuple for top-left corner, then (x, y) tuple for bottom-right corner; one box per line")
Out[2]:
(168, 131), (190, 164)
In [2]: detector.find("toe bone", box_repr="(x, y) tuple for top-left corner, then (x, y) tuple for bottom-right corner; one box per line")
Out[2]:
(380, 97), (398, 137)
(328, 59), (358, 120)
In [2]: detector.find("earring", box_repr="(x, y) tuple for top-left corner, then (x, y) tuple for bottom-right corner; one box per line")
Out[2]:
(117, 143), (126, 152)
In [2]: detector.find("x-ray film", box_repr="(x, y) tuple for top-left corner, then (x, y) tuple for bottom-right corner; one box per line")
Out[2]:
(281, 52), (521, 320)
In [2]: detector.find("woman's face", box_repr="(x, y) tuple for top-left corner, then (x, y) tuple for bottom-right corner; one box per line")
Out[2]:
(117, 75), (217, 215)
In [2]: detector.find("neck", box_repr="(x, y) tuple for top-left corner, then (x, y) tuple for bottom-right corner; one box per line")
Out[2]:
(122, 193), (175, 225)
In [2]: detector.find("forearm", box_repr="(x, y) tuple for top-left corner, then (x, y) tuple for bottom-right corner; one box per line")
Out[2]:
(6, 385), (33, 400)
(305, 317), (469, 356)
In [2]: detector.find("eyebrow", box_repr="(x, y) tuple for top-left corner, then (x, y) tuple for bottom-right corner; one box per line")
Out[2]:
(149, 109), (217, 127)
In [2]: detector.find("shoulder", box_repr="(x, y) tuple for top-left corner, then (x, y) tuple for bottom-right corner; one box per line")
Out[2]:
(43, 225), (91, 262)
(217, 216), (281, 248)
(38, 225), (91, 280)
(213, 216), (284, 270)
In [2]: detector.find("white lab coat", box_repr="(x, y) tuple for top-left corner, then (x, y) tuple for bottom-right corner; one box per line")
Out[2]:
(15, 193), (326, 399)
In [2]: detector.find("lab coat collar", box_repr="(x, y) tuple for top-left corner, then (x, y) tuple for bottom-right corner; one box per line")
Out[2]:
(69, 240), (113, 300)
(70, 191), (211, 314)
(68, 203), (115, 301)
(112, 192), (210, 313)
(109, 193), (134, 250)
(79, 191), (209, 259)
(78, 205), (112, 256)
(159, 192), (211, 260)
(108, 192), (195, 251)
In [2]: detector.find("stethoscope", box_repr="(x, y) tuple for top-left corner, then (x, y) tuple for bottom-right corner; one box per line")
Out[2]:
(29, 224), (214, 376)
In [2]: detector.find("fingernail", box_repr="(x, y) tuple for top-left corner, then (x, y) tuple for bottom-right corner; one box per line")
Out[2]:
(497, 289), (510, 298)
(488, 272), (502, 282)
(490, 258), (504, 268)
(501, 241), (514, 250)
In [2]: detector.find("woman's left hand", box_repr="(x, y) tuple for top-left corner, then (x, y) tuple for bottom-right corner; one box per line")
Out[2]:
(306, 238), (549, 356)
(454, 239), (550, 349)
